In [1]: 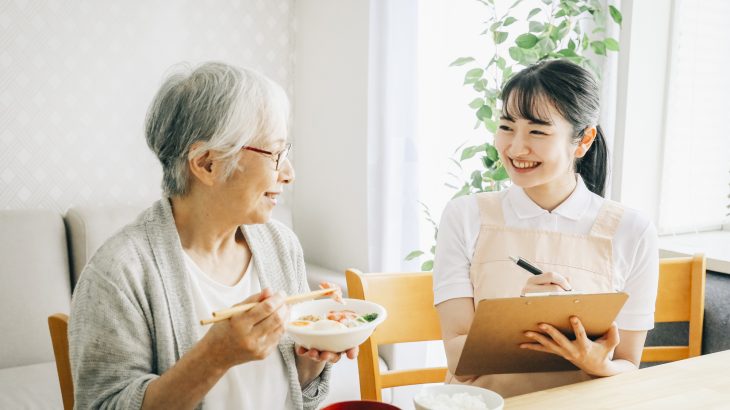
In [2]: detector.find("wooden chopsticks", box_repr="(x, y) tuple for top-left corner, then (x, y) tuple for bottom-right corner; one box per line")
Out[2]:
(200, 287), (337, 325)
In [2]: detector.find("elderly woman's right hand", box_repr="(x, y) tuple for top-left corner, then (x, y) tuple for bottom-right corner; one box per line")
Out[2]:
(521, 271), (572, 295)
(204, 288), (288, 369)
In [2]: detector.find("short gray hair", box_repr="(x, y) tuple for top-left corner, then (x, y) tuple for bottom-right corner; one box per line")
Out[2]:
(145, 62), (290, 197)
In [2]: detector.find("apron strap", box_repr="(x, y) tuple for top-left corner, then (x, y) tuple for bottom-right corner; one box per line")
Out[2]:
(476, 192), (505, 226)
(588, 200), (625, 238)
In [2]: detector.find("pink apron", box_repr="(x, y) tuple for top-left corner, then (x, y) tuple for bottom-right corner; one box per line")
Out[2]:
(447, 191), (624, 397)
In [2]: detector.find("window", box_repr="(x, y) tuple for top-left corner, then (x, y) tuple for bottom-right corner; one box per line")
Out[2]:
(658, 0), (730, 234)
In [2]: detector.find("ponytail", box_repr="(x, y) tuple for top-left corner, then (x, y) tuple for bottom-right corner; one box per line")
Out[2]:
(575, 125), (608, 197)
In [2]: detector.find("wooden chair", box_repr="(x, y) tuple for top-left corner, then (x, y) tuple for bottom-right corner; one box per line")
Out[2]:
(641, 254), (706, 363)
(48, 313), (74, 410)
(345, 269), (448, 402)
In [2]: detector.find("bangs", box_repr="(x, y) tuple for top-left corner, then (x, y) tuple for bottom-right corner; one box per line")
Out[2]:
(501, 82), (563, 125)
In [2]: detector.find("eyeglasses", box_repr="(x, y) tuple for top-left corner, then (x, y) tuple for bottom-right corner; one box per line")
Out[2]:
(241, 143), (291, 170)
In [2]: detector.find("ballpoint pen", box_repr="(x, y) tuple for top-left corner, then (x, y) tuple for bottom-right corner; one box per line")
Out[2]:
(509, 256), (543, 276)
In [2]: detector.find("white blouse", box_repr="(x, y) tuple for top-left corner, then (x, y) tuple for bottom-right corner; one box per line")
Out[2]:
(433, 175), (659, 331)
(184, 252), (293, 410)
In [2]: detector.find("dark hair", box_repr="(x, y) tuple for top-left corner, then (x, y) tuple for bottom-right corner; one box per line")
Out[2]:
(500, 59), (608, 197)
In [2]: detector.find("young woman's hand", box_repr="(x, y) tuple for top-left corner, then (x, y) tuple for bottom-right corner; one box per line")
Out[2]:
(521, 271), (572, 295)
(204, 288), (289, 370)
(520, 316), (620, 377)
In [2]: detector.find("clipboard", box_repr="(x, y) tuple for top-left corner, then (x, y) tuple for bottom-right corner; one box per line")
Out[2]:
(454, 292), (628, 376)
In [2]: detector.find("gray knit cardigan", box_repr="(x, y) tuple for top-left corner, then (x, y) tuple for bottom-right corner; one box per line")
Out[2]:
(68, 199), (331, 410)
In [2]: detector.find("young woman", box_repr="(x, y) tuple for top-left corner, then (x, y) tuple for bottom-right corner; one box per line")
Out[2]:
(433, 59), (658, 398)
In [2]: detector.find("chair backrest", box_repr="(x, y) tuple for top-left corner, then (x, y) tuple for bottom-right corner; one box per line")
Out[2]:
(345, 269), (447, 402)
(48, 313), (73, 410)
(641, 254), (706, 363)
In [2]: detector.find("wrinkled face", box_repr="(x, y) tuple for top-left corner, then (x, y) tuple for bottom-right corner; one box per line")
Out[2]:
(495, 96), (578, 190)
(221, 134), (294, 225)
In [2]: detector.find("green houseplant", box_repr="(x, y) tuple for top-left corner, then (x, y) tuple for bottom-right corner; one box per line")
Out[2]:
(407, 0), (623, 271)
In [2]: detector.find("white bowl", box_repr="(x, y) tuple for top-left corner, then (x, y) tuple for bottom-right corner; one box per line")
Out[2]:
(414, 384), (504, 410)
(286, 298), (387, 353)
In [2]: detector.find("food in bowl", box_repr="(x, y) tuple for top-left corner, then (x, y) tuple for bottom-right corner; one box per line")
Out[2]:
(290, 310), (379, 330)
(415, 391), (488, 410)
(414, 385), (504, 410)
(286, 299), (387, 353)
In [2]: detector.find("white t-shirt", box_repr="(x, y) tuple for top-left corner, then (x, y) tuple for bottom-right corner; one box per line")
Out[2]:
(433, 176), (659, 331)
(184, 252), (293, 410)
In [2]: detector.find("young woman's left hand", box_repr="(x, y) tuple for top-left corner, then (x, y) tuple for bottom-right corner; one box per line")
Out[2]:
(295, 345), (359, 364)
(520, 316), (620, 377)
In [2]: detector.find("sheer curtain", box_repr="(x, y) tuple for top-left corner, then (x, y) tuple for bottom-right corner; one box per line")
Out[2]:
(367, 0), (421, 273)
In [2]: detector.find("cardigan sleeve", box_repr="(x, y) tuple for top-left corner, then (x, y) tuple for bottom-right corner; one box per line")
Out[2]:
(69, 264), (158, 410)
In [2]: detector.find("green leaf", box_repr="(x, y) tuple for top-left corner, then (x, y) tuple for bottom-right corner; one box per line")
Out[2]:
(451, 184), (471, 199)
(557, 48), (578, 57)
(609, 5), (622, 26)
(604, 37), (620, 51)
(509, 46), (523, 61)
(503, 17), (517, 26)
(494, 31), (509, 44)
(527, 7), (541, 20)
(541, 0), (552, 4)
(469, 98), (485, 109)
(473, 79), (488, 92)
(568, 39), (576, 51)
(464, 68), (484, 85)
(538, 37), (557, 54)
(492, 165), (509, 181)
(490, 21), (503, 31)
(582, 33), (589, 50)
(496, 56), (507, 70)
(421, 260), (434, 271)
(482, 156), (495, 169)
(405, 250), (424, 261)
(486, 144), (499, 161)
(470, 170), (483, 189)
(476, 105), (493, 121)
(516, 33), (539, 49)
(449, 56), (475, 67)
(484, 118), (498, 133)
(430, 245), (436, 255)
(554, 9), (566, 18)
(590, 40), (606, 56)
(529, 21), (544, 33)
(509, 0), (524, 9)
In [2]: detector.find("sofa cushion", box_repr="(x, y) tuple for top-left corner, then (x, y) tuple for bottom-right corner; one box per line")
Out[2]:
(0, 210), (71, 368)
(65, 206), (143, 286)
(0, 361), (62, 409)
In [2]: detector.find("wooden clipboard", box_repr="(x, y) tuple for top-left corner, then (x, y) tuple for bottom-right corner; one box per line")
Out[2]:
(455, 292), (628, 376)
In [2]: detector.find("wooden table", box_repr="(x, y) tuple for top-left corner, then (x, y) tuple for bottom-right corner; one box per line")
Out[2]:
(504, 350), (730, 409)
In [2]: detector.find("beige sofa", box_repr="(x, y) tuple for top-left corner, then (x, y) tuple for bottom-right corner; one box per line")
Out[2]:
(0, 205), (391, 409)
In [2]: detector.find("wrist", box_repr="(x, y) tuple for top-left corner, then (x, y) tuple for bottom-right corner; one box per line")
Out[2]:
(199, 331), (234, 374)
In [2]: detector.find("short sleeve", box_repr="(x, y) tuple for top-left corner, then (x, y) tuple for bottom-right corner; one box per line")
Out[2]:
(615, 221), (659, 331)
(432, 197), (478, 305)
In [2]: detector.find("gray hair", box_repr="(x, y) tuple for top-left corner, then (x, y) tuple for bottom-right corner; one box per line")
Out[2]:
(145, 62), (290, 197)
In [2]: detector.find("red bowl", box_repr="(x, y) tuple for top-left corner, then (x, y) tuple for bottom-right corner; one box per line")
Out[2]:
(321, 400), (401, 410)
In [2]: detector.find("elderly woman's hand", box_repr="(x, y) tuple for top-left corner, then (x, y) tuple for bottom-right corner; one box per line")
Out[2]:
(295, 345), (359, 364)
(204, 288), (289, 369)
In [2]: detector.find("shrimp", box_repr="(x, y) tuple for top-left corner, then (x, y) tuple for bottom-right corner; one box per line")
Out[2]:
(319, 281), (344, 304)
(326, 309), (358, 323)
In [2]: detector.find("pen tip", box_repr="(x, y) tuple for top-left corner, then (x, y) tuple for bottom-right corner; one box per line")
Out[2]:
(509, 256), (518, 263)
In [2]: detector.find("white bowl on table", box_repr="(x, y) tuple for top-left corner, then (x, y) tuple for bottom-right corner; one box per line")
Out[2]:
(286, 298), (387, 353)
(414, 384), (504, 410)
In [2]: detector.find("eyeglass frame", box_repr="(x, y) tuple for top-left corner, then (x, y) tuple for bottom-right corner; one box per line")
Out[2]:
(241, 142), (292, 170)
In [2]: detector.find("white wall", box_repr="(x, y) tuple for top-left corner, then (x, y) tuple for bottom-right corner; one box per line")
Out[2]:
(0, 0), (294, 212)
(612, 0), (673, 222)
(292, 0), (370, 271)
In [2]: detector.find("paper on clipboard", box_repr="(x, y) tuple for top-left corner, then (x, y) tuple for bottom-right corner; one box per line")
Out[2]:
(454, 292), (628, 376)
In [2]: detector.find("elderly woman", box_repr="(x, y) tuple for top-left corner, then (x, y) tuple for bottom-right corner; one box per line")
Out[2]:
(69, 62), (354, 410)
